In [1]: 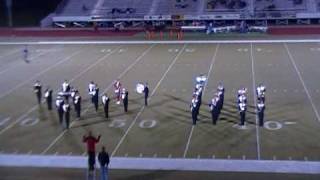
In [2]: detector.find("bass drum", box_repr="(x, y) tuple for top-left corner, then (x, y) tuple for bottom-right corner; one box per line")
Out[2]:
(136, 83), (145, 94)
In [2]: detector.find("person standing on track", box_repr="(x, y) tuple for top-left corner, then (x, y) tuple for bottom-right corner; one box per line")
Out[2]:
(33, 80), (42, 104)
(102, 93), (110, 118)
(44, 87), (53, 110)
(83, 131), (101, 178)
(98, 146), (110, 180)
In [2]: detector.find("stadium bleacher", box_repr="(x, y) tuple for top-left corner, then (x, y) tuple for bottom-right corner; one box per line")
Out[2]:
(48, 0), (320, 27)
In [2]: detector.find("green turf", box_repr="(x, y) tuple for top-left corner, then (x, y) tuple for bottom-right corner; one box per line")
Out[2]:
(1, 41), (320, 166)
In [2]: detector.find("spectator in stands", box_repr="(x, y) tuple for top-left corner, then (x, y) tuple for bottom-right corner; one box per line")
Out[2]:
(98, 146), (110, 180)
(83, 131), (101, 176)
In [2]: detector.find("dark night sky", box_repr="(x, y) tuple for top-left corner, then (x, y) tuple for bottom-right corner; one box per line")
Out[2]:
(1, 0), (62, 26)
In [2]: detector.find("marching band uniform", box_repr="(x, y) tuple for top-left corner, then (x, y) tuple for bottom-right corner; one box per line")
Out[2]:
(62, 80), (70, 92)
(239, 102), (247, 126)
(195, 88), (202, 117)
(102, 94), (110, 118)
(143, 84), (149, 106)
(74, 93), (81, 118)
(238, 94), (247, 104)
(237, 88), (247, 97)
(209, 97), (219, 125)
(62, 80), (71, 101)
(55, 96), (64, 124)
(44, 88), (53, 110)
(34, 81), (42, 104)
(257, 102), (265, 127)
(92, 87), (99, 112)
(122, 89), (129, 112)
(256, 84), (266, 103)
(114, 80), (122, 104)
(190, 96), (198, 125)
(63, 102), (71, 129)
(217, 91), (224, 113)
(88, 81), (96, 95)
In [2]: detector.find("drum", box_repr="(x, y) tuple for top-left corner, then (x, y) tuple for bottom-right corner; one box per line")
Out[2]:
(136, 83), (145, 94)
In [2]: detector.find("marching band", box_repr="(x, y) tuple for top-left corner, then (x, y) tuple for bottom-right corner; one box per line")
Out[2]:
(33, 75), (266, 130)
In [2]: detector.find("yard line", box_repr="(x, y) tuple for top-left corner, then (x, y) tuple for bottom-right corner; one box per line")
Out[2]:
(0, 46), (121, 136)
(41, 44), (155, 155)
(183, 44), (220, 158)
(0, 47), (21, 59)
(111, 44), (187, 157)
(250, 43), (261, 160)
(1, 154), (320, 174)
(0, 50), (49, 75)
(0, 49), (82, 100)
(284, 43), (320, 123)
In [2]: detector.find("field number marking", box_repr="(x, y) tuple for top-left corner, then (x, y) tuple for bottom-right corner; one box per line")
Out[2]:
(109, 119), (158, 129)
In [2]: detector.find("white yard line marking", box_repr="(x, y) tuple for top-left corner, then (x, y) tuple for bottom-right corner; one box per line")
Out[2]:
(284, 122), (297, 125)
(0, 48), (21, 59)
(0, 50), (48, 75)
(0, 49), (82, 100)
(250, 43), (262, 160)
(111, 44), (187, 157)
(182, 44), (220, 158)
(0, 47), (121, 136)
(41, 45), (155, 155)
(2, 154), (320, 174)
(284, 43), (320, 123)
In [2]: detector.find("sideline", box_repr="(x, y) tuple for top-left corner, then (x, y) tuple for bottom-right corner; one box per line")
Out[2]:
(0, 154), (319, 174)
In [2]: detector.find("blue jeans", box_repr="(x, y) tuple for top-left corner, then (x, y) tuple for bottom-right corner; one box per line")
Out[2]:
(100, 166), (108, 180)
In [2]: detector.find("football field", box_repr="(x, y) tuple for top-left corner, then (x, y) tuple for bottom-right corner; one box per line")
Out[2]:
(0, 39), (320, 177)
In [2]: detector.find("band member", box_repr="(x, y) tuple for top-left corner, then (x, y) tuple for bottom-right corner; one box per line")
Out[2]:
(122, 88), (129, 112)
(61, 80), (71, 101)
(55, 96), (64, 124)
(63, 100), (71, 129)
(34, 80), (42, 104)
(217, 82), (225, 93)
(190, 95), (198, 125)
(195, 87), (202, 116)
(257, 101), (265, 127)
(23, 45), (30, 63)
(237, 87), (247, 97)
(239, 102), (247, 126)
(62, 80), (71, 93)
(256, 83), (266, 103)
(209, 96), (219, 125)
(217, 91), (224, 113)
(143, 83), (149, 106)
(88, 81), (96, 95)
(238, 94), (247, 104)
(113, 79), (122, 104)
(102, 93), (110, 118)
(92, 86), (99, 112)
(44, 87), (53, 110)
(74, 92), (81, 118)
(70, 87), (78, 102)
